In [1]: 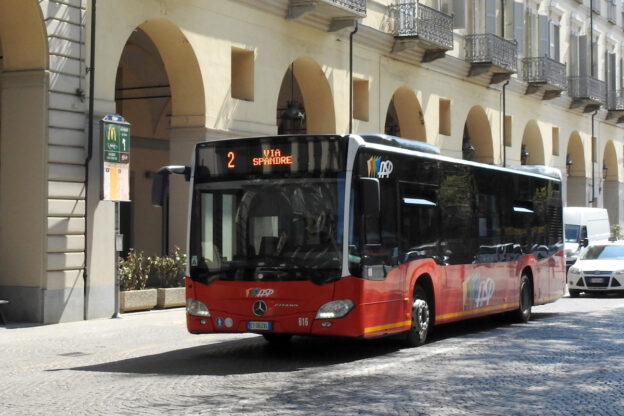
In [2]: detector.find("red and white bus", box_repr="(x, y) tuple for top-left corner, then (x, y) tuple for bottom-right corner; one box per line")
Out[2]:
(154, 134), (565, 346)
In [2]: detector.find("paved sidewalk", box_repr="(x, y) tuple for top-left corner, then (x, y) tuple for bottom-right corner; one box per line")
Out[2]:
(2, 299), (624, 415)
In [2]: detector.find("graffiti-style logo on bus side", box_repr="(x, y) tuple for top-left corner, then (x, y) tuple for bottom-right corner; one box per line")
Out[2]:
(246, 288), (275, 298)
(367, 156), (394, 179)
(463, 275), (495, 310)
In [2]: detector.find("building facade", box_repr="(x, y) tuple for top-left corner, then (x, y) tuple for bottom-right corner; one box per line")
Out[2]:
(1, 0), (623, 323)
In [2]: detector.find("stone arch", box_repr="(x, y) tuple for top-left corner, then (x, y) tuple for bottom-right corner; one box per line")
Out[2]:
(566, 132), (587, 206)
(463, 106), (493, 163)
(384, 87), (426, 142)
(0, 0), (49, 322)
(520, 120), (545, 166)
(0, 0), (48, 71)
(276, 57), (335, 134)
(115, 19), (205, 256)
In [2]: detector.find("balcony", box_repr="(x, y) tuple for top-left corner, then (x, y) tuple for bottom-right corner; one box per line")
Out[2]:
(287, 0), (367, 31)
(522, 57), (567, 100)
(389, 1), (453, 62)
(465, 33), (517, 84)
(568, 76), (606, 112)
(607, 90), (624, 122)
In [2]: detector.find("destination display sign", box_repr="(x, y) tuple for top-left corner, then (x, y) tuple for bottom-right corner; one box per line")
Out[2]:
(195, 135), (347, 181)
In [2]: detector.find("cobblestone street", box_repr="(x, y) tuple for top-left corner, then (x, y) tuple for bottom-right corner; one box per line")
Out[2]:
(2, 295), (624, 415)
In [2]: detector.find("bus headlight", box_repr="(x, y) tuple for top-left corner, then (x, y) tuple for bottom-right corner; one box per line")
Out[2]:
(315, 299), (354, 319)
(186, 298), (210, 317)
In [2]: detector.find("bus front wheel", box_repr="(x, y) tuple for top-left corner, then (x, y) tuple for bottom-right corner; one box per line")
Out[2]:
(404, 285), (431, 347)
(512, 275), (532, 323)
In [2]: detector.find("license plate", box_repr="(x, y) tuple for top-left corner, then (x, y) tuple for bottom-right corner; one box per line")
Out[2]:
(247, 321), (272, 331)
(590, 277), (605, 283)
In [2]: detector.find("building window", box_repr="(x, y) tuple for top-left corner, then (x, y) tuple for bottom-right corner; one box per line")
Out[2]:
(439, 98), (451, 136)
(353, 78), (369, 121)
(552, 127), (559, 156)
(231, 48), (254, 101)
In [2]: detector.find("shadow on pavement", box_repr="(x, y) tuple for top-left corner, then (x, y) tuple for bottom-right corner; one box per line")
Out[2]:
(62, 310), (566, 377)
(64, 335), (403, 376)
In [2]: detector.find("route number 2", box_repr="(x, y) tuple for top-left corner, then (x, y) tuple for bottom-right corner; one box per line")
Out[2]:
(227, 151), (235, 168)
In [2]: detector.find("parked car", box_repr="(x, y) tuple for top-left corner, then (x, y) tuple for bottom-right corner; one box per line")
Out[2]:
(567, 239), (624, 297)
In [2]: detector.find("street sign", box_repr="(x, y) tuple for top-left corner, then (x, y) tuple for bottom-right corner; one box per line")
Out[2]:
(101, 115), (131, 201)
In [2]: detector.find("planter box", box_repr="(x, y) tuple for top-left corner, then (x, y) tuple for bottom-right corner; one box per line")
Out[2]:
(157, 287), (185, 309)
(120, 289), (157, 312)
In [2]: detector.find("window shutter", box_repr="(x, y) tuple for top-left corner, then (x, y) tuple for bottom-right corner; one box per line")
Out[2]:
(578, 35), (588, 77)
(607, 52), (616, 90)
(485, 0), (497, 34)
(538, 15), (549, 57)
(452, 0), (466, 29)
(549, 22), (560, 61)
(514, 1), (525, 56)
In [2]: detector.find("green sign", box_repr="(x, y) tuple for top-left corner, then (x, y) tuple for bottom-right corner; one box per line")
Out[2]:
(103, 122), (130, 163)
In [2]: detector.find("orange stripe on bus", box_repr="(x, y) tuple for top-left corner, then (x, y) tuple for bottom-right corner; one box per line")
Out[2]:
(436, 302), (520, 321)
(364, 320), (412, 334)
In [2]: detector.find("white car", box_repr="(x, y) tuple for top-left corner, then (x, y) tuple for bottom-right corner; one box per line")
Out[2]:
(567, 240), (624, 297)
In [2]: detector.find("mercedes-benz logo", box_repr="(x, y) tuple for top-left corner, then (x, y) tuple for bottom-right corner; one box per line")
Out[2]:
(253, 300), (267, 317)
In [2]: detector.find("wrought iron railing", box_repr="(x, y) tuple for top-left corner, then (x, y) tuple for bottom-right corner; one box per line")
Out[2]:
(607, 90), (624, 111)
(390, 1), (453, 50)
(322, 0), (366, 15)
(465, 33), (518, 73)
(522, 57), (567, 90)
(568, 76), (606, 104)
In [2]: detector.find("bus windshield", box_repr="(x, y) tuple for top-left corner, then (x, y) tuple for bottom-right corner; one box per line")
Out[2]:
(190, 178), (343, 284)
(188, 135), (348, 285)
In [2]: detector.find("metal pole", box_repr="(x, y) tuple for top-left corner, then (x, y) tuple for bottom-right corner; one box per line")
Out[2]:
(113, 201), (120, 318)
(349, 21), (359, 134)
(84, 0), (97, 320)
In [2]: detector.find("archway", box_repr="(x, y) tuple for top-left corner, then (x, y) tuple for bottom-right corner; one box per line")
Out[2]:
(463, 106), (493, 163)
(384, 87), (426, 141)
(566, 132), (587, 206)
(276, 57), (335, 134)
(0, 0), (49, 322)
(520, 120), (545, 166)
(602, 140), (619, 225)
(115, 19), (205, 257)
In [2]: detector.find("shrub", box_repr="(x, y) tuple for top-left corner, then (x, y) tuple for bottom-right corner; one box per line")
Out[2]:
(119, 249), (150, 291)
(119, 247), (187, 291)
(148, 247), (187, 288)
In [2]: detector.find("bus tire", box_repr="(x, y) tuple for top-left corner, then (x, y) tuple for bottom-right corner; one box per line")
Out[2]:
(512, 274), (532, 323)
(568, 289), (581, 298)
(262, 333), (292, 345)
(404, 285), (431, 347)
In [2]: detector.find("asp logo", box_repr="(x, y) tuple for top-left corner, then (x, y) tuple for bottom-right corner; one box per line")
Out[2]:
(246, 288), (274, 298)
(367, 156), (393, 179)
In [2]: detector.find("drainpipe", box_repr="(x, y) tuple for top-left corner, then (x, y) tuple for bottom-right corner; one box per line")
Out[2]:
(590, 109), (598, 205)
(590, 0), (594, 77)
(502, 79), (509, 167)
(349, 20), (358, 134)
(84, 0), (96, 320)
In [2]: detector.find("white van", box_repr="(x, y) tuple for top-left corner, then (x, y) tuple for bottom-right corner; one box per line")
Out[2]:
(563, 207), (610, 267)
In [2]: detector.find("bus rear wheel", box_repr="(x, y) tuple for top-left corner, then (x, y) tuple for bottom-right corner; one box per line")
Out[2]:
(404, 285), (431, 347)
(512, 275), (532, 323)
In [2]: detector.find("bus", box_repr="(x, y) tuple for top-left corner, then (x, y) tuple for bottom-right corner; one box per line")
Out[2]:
(153, 134), (565, 346)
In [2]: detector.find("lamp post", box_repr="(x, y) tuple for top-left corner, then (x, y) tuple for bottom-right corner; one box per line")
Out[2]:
(520, 144), (530, 165)
(566, 154), (573, 176)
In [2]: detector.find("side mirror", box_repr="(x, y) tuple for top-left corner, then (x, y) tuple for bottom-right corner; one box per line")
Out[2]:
(151, 165), (191, 207)
(581, 238), (589, 248)
(359, 177), (380, 217)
